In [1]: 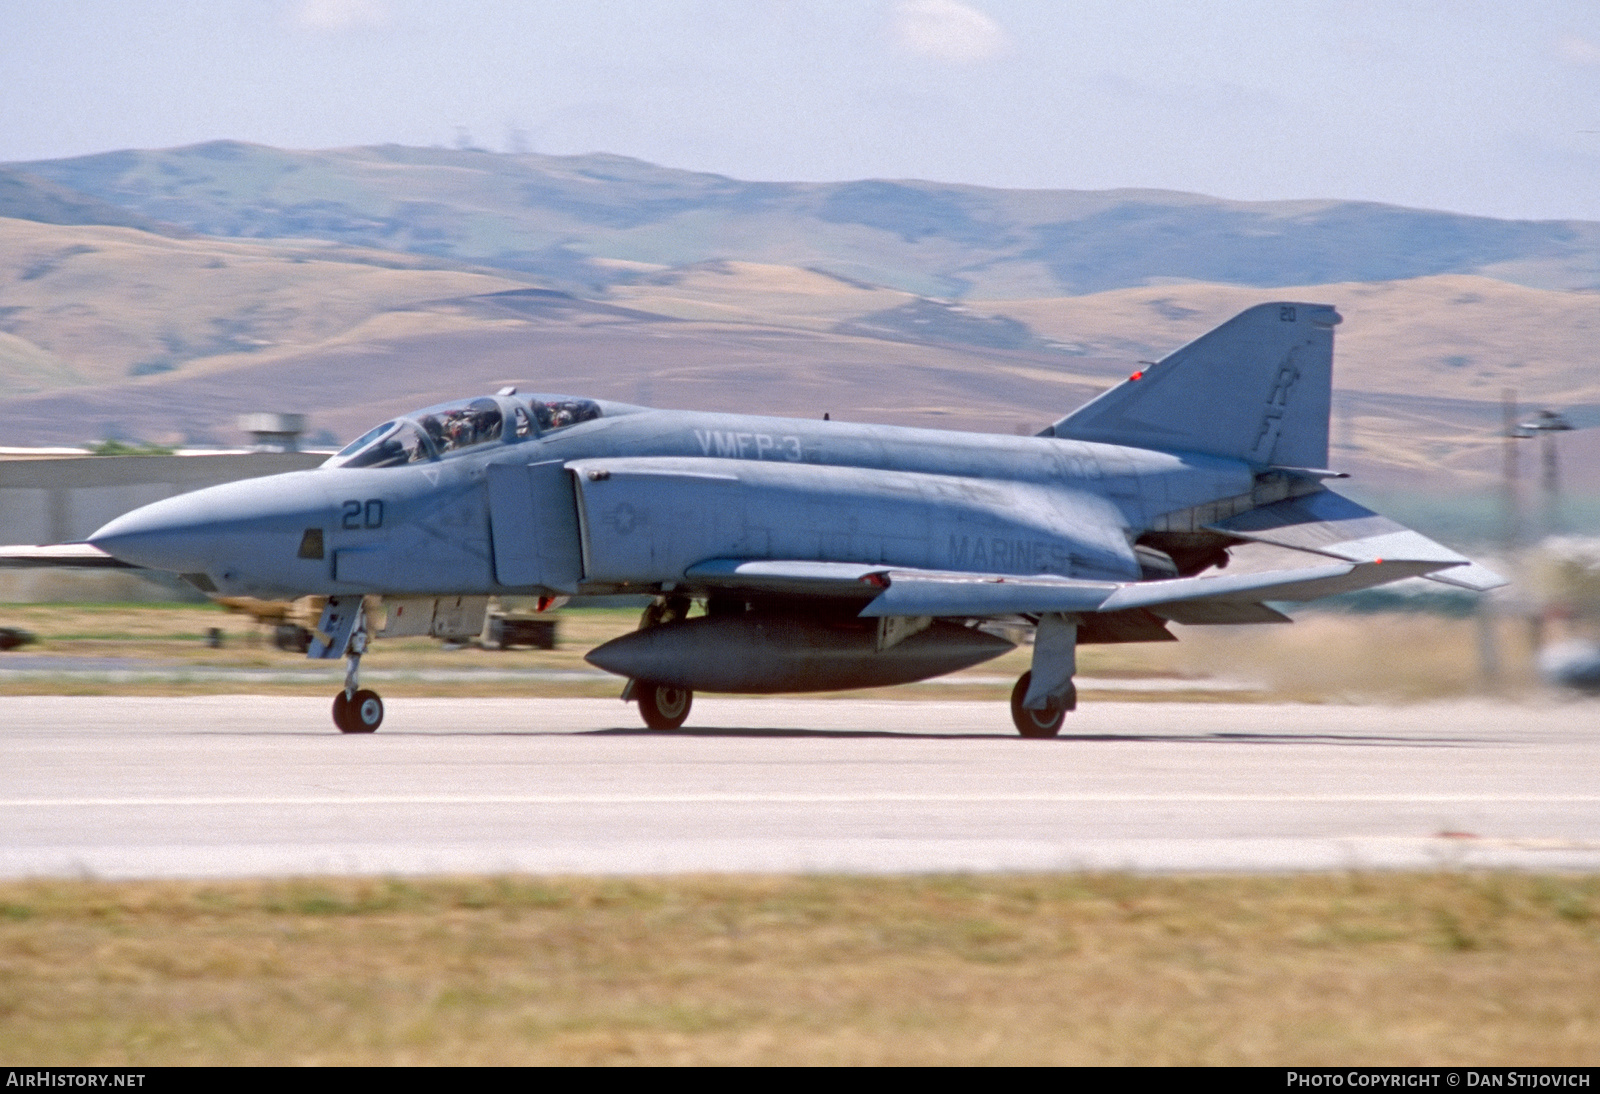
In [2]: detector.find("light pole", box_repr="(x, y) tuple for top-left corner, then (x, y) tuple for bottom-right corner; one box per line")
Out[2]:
(1484, 390), (1532, 689)
(1517, 408), (1574, 539)
(1502, 390), (1530, 553)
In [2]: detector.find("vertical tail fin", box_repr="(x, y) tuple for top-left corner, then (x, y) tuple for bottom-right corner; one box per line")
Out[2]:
(1045, 302), (1341, 470)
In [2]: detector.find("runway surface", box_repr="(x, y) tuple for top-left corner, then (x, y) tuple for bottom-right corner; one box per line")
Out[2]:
(2, 695), (1598, 877)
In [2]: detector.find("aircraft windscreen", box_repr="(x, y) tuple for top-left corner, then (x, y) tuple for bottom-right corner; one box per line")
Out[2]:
(324, 398), (506, 469)
(326, 420), (435, 469)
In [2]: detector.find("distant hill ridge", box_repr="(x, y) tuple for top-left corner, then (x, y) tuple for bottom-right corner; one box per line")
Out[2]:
(8, 141), (1599, 299)
(0, 167), (191, 238)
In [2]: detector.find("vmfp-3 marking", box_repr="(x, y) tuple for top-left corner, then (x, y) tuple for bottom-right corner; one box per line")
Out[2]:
(693, 429), (804, 461)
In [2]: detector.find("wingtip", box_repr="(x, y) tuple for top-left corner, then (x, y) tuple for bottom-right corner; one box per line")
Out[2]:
(1422, 564), (1509, 593)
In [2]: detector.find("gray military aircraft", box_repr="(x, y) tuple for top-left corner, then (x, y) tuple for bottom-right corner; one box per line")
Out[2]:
(76, 302), (1502, 735)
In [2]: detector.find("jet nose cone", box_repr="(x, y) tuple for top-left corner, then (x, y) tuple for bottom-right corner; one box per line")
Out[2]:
(88, 494), (214, 573)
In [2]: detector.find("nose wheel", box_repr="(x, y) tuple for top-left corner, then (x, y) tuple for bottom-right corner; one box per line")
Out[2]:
(333, 688), (384, 733)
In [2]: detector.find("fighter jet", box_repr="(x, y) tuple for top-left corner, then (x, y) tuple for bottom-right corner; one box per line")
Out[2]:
(74, 302), (1502, 735)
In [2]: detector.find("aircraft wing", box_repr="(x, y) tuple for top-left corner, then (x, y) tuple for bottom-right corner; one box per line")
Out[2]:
(0, 543), (133, 569)
(680, 483), (1500, 622)
(685, 554), (1452, 622)
(860, 558), (1445, 619)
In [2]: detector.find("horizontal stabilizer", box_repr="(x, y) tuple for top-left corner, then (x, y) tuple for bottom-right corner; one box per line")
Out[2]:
(1207, 489), (1506, 590)
(0, 543), (132, 569)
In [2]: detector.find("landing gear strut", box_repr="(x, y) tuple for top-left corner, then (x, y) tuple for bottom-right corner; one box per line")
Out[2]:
(1010, 613), (1079, 737)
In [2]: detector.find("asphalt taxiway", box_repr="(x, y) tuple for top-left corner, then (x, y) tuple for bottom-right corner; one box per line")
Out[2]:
(2, 695), (1597, 877)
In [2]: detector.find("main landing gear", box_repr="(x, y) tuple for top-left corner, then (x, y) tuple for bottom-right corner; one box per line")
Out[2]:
(1010, 613), (1079, 738)
(635, 681), (693, 730)
(1010, 671), (1075, 737)
(623, 594), (694, 730)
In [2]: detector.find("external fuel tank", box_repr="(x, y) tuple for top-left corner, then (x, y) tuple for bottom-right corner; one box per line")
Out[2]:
(585, 614), (1014, 693)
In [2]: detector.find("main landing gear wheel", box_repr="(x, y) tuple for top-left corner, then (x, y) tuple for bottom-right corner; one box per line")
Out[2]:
(636, 681), (692, 730)
(333, 688), (384, 733)
(1010, 671), (1074, 738)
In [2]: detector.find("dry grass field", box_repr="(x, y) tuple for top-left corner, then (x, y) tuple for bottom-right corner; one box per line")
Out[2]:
(0, 873), (1595, 1065)
(0, 217), (531, 396)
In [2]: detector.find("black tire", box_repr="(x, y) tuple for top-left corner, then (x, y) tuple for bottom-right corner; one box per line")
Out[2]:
(332, 691), (353, 732)
(1010, 671), (1073, 738)
(637, 681), (692, 730)
(350, 689), (384, 732)
(333, 689), (383, 733)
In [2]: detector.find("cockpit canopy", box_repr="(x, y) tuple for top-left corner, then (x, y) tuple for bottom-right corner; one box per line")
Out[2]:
(323, 394), (603, 469)
(532, 397), (603, 432)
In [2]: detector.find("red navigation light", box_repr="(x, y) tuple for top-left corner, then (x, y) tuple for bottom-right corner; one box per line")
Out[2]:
(1129, 370), (1144, 381)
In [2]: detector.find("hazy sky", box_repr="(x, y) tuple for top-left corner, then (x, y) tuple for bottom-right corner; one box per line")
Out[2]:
(5, 0), (1599, 220)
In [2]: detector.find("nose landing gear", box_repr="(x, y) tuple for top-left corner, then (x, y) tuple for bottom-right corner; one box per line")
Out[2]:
(333, 621), (384, 733)
(312, 595), (385, 733)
